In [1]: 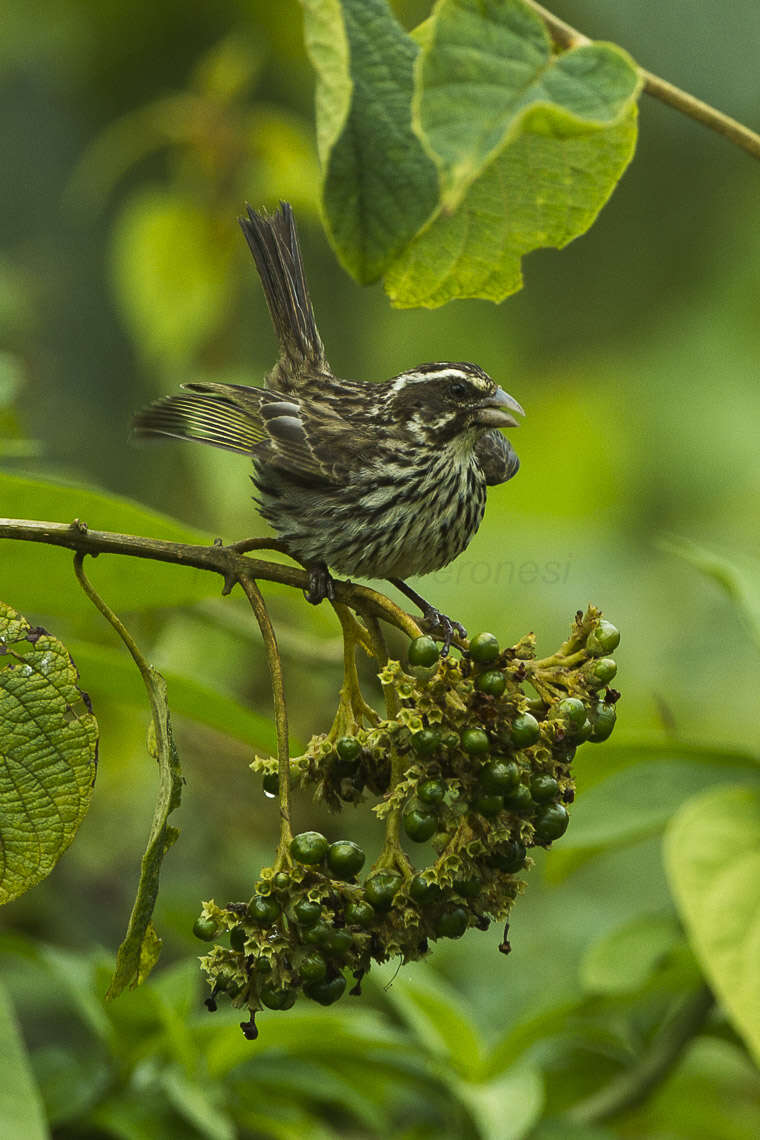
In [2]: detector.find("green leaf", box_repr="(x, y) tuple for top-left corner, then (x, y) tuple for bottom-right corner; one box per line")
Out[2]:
(301, 0), (438, 282)
(109, 189), (234, 367)
(660, 536), (760, 652)
(559, 758), (756, 854)
(385, 107), (637, 307)
(0, 473), (216, 619)
(107, 667), (182, 997)
(579, 913), (681, 994)
(664, 784), (760, 1066)
(0, 981), (50, 1140)
(381, 969), (484, 1080)
(68, 639), (275, 752)
(0, 602), (98, 904)
(456, 1065), (544, 1140)
(415, 0), (641, 209)
(160, 1068), (235, 1140)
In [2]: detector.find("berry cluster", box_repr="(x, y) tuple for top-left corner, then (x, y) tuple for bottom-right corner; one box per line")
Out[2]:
(195, 607), (619, 1038)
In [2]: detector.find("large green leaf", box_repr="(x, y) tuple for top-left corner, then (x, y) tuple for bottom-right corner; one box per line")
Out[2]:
(385, 106), (638, 307)
(300, 0), (439, 282)
(415, 0), (640, 208)
(0, 982), (50, 1140)
(665, 784), (760, 1066)
(0, 473), (216, 618)
(0, 602), (97, 904)
(301, 0), (641, 305)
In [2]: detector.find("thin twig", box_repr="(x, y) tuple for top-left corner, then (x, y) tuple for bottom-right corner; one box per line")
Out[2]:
(237, 574), (293, 862)
(523, 0), (760, 161)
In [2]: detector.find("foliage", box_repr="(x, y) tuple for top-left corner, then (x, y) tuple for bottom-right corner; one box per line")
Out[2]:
(2, 0), (760, 1137)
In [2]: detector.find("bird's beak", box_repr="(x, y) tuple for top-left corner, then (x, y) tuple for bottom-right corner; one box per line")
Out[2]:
(474, 387), (525, 428)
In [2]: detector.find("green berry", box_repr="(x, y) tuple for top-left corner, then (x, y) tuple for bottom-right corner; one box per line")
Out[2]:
(510, 713), (540, 748)
(487, 840), (526, 873)
(345, 899), (375, 927)
(408, 872), (442, 904)
(469, 632), (500, 664)
(260, 983), (297, 1011)
(533, 803), (569, 844)
(336, 736), (362, 764)
(460, 728), (490, 755)
(305, 975), (346, 1005)
(303, 920), (333, 946)
(557, 698), (587, 727)
(299, 950), (327, 983)
(411, 728), (441, 757)
(586, 620), (620, 657)
(364, 872), (403, 912)
(192, 916), (218, 941)
(408, 635), (440, 668)
(254, 956), (272, 973)
(530, 773), (560, 803)
(435, 907), (468, 939)
(403, 807), (438, 843)
(248, 895), (281, 926)
(588, 702), (617, 742)
(262, 772), (279, 796)
(479, 757), (520, 795)
(418, 778), (446, 805)
(453, 877), (481, 899)
(290, 831), (328, 865)
(325, 928), (353, 956)
(472, 793), (504, 817)
(229, 925), (247, 952)
(504, 784), (534, 813)
(587, 657), (617, 687)
(475, 669), (506, 697)
(326, 839), (366, 879)
(272, 872), (290, 891)
(293, 899), (322, 927)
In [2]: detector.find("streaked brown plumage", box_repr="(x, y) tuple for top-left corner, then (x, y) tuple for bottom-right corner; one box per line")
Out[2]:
(133, 203), (524, 647)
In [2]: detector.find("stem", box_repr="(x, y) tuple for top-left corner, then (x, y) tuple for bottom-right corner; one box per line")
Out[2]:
(567, 985), (714, 1124)
(524, 0), (760, 161)
(73, 552), (154, 701)
(237, 574), (292, 863)
(0, 518), (422, 642)
(329, 603), (380, 736)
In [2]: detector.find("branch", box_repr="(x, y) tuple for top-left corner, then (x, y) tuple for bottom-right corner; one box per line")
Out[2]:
(524, 0), (760, 161)
(0, 517), (423, 641)
(567, 985), (715, 1124)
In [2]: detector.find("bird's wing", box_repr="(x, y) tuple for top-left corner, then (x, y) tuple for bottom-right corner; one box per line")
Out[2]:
(132, 381), (356, 482)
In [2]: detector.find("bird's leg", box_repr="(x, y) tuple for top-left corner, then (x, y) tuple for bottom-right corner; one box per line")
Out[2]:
(305, 561), (336, 605)
(388, 578), (467, 656)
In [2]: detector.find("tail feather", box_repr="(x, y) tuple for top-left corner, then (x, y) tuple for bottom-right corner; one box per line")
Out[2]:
(239, 202), (329, 384)
(132, 391), (264, 456)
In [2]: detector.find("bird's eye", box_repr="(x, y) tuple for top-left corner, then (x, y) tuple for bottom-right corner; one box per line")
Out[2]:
(450, 380), (468, 398)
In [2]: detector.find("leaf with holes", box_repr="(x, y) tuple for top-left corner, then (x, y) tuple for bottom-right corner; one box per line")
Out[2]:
(0, 601), (98, 904)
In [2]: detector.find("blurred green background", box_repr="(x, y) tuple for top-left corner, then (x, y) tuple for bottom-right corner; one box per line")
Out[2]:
(2, 1), (760, 1137)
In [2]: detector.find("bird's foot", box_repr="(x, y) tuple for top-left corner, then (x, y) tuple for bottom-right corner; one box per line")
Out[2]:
(305, 562), (335, 605)
(419, 606), (468, 656)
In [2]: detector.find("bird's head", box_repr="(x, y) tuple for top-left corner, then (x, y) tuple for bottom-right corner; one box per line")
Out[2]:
(386, 362), (524, 446)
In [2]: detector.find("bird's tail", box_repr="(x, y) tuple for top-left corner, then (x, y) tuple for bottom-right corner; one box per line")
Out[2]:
(239, 202), (328, 383)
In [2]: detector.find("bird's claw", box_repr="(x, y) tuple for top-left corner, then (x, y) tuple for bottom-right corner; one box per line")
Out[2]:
(305, 563), (335, 605)
(420, 607), (467, 656)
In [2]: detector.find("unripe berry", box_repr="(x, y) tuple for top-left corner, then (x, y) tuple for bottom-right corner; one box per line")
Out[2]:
(469, 632), (500, 663)
(510, 713), (540, 748)
(408, 635), (440, 668)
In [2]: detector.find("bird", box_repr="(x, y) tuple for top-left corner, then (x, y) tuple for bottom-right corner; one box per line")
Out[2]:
(132, 202), (524, 651)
